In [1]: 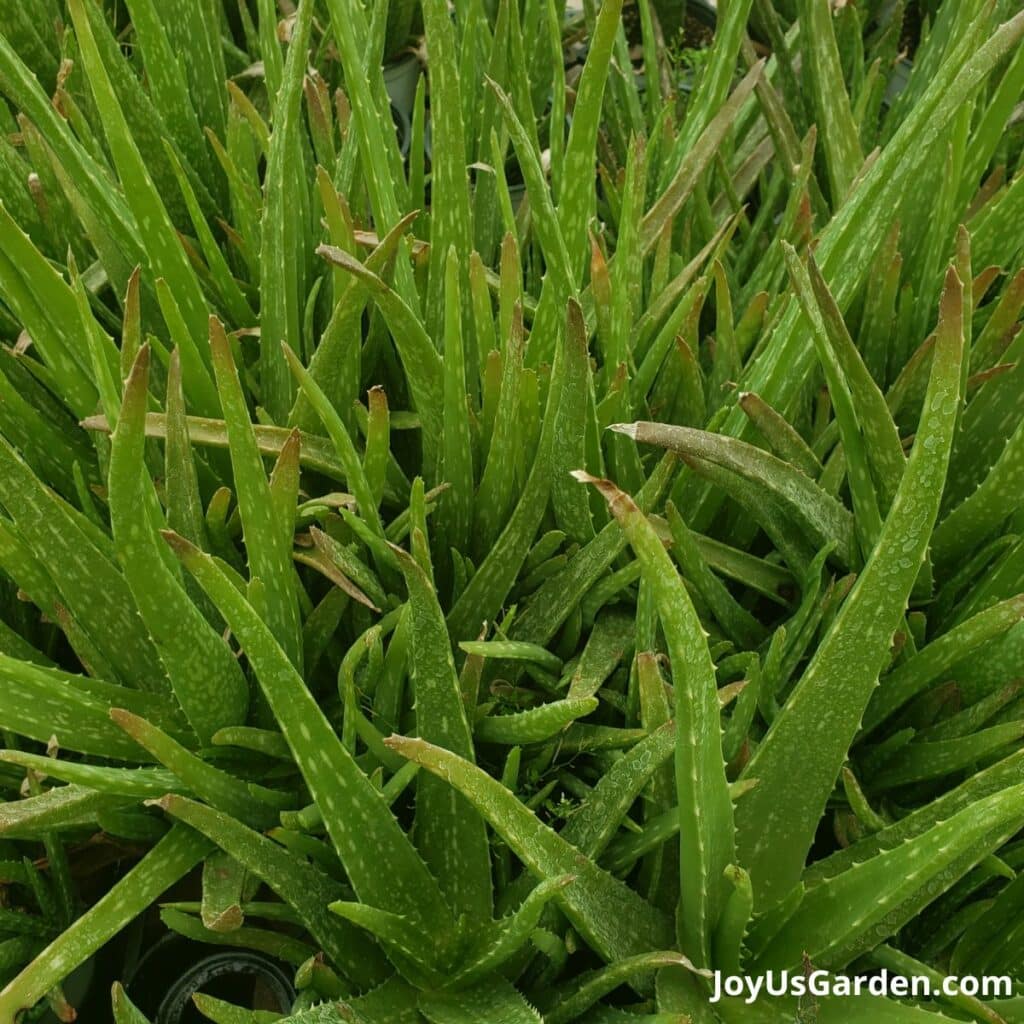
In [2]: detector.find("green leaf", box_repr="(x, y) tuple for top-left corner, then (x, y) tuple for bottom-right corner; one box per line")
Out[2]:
(475, 698), (599, 745)
(209, 317), (303, 669)
(109, 346), (249, 742)
(753, 785), (1024, 971)
(258, 0), (314, 421)
(733, 268), (966, 910)
(419, 977), (542, 1024)
(798, 0), (864, 203)
(863, 594), (1024, 732)
(163, 533), (456, 938)
(617, 422), (859, 570)
(0, 825), (210, 1017)
(67, 0), (208, 344)
(386, 735), (674, 963)
(112, 982), (154, 1024)
(157, 795), (390, 988)
(0, 440), (168, 691)
(579, 473), (733, 966)
(452, 875), (574, 986)
(392, 543), (492, 925)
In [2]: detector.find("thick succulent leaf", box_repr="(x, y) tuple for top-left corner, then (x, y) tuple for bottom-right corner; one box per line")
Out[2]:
(393, 543), (492, 924)
(474, 698), (599, 745)
(419, 977), (541, 1024)
(109, 346), (249, 742)
(157, 795), (389, 988)
(385, 735), (674, 961)
(257, 0), (313, 421)
(451, 876), (574, 986)
(618, 423), (859, 570)
(0, 825), (210, 1018)
(0, 438), (168, 691)
(209, 318), (303, 668)
(752, 785), (1024, 971)
(733, 269), (965, 909)
(579, 473), (733, 966)
(164, 533), (456, 938)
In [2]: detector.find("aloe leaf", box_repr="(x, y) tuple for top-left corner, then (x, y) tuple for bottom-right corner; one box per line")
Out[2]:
(474, 302), (526, 557)
(0, 439), (168, 691)
(192, 992), (280, 1024)
(733, 268), (965, 909)
(209, 317), (303, 669)
(475, 697), (599, 745)
(0, 825), (210, 1018)
(327, 901), (441, 985)
(110, 346), (249, 742)
(421, 0), (473, 335)
(316, 244), (443, 448)
(785, 245), (882, 554)
(386, 735), (674, 960)
(66, 0), (208, 343)
(155, 0), (227, 141)
(157, 795), (389, 987)
(322, 0), (415, 304)
(753, 785), (1024, 971)
(869, 721), (1024, 790)
(162, 907), (316, 965)
(112, 982), (154, 1024)
(578, 473), (733, 966)
(121, 0), (211, 183)
(452, 875), (574, 986)
(0, 206), (96, 418)
(489, 78), (573, 297)
(510, 456), (677, 648)
(282, 345), (383, 541)
(803, 251), (906, 508)
(0, 785), (132, 840)
(863, 594), (1024, 732)
(110, 710), (279, 829)
(440, 248), (474, 552)
(200, 851), (248, 933)
(0, 654), (165, 759)
(690, 8), (1024, 529)
(560, 722), (676, 861)
(392, 543), (492, 924)
(643, 62), (763, 255)
(163, 533), (455, 937)
(0, 751), (178, 799)
(546, 952), (703, 1024)
(557, 0), (623, 283)
(258, 0), (313, 421)
(445, 299), (570, 641)
(551, 300), (598, 546)
(798, 0), (863, 203)
(419, 978), (541, 1024)
(933, 416), (1024, 567)
(567, 610), (635, 700)
(619, 423), (858, 569)
(665, 502), (765, 649)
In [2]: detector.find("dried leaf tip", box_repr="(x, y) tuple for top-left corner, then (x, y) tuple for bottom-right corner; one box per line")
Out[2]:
(160, 529), (202, 564)
(571, 471), (639, 520)
(108, 707), (139, 731)
(382, 734), (427, 754)
(607, 422), (639, 439)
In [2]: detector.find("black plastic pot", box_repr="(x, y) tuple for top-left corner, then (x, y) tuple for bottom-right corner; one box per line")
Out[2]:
(125, 935), (294, 1024)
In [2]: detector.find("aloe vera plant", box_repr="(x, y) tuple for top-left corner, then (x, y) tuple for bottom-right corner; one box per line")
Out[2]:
(1, 0), (1024, 1022)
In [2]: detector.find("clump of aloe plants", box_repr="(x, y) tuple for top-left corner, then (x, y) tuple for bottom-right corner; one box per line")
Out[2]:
(1, 0), (1024, 1021)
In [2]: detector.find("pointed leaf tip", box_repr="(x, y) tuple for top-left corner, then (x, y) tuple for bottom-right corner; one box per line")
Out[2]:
(160, 529), (201, 563)
(607, 422), (638, 438)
